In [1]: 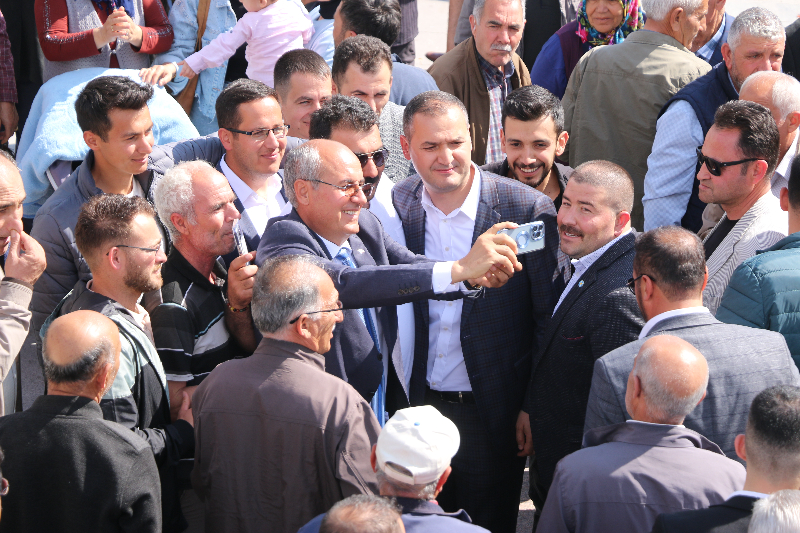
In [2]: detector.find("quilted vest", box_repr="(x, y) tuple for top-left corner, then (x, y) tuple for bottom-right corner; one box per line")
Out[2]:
(43, 0), (148, 82)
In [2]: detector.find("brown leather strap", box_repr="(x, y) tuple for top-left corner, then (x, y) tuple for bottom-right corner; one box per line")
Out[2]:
(175, 0), (212, 115)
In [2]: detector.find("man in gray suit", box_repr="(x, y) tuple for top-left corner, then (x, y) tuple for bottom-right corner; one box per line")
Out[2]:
(538, 335), (745, 533)
(585, 225), (800, 460)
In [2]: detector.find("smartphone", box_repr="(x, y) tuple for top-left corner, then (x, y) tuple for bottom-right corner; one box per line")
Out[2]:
(233, 221), (252, 265)
(497, 221), (545, 254)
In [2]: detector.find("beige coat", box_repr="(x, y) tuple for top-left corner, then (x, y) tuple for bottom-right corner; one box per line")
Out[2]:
(0, 266), (33, 416)
(562, 30), (711, 229)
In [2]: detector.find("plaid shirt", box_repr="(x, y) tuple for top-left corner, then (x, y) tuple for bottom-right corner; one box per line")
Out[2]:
(695, 14), (727, 63)
(477, 48), (514, 165)
(0, 9), (16, 103)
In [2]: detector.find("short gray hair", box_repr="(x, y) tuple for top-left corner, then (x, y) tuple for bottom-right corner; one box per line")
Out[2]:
(375, 465), (438, 501)
(472, 0), (524, 24)
(741, 71), (800, 121)
(633, 342), (709, 423)
(728, 7), (785, 51)
(283, 143), (322, 208)
(640, 0), (703, 22)
(749, 490), (800, 533)
(320, 495), (403, 533)
(154, 160), (207, 240)
(251, 254), (326, 334)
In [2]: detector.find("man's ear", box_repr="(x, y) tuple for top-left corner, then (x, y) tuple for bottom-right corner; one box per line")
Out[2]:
(83, 130), (101, 151)
(668, 6), (685, 34)
(556, 131), (568, 157)
(734, 433), (747, 461)
(331, 81), (339, 95)
(400, 134), (412, 161)
(94, 361), (112, 398)
(218, 127), (234, 151)
(750, 159), (769, 186)
(781, 187), (790, 212)
(721, 42), (733, 70)
(469, 14), (477, 36)
(294, 179), (312, 206)
(370, 444), (378, 472)
(787, 112), (800, 134)
(614, 211), (631, 235)
(170, 212), (191, 238)
(500, 129), (506, 152)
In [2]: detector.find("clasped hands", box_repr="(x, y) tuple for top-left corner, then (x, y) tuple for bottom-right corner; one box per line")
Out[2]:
(93, 7), (144, 49)
(450, 222), (523, 289)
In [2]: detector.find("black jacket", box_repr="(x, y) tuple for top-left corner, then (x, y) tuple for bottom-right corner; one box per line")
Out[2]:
(651, 495), (759, 533)
(0, 395), (161, 532)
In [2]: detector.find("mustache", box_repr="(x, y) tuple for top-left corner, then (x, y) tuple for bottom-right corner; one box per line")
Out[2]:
(491, 43), (513, 52)
(559, 224), (583, 237)
(514, 162), (543, 171)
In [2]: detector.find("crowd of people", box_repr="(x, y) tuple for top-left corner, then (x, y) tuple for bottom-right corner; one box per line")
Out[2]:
(0, 0), (796, 532)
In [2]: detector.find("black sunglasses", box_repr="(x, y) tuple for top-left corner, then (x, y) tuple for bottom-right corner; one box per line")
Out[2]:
(289, 301), (344, 324)
(353, 148), (389, 169)
(627, 274), (658, 294)
(696, 147), (760, 177)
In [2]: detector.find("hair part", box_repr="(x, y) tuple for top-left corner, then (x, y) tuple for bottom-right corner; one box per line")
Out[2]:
(153, 160), (209, 241)
(274, 49), (331, 101)
(75, 76), (153, 141)
(42, 334), (115, 385)
(215, 79), (279, 131)
(472, 0), (525, 24)
(502, 85), (563, 134)
(320, 495), (403, 533)
(332, 35), (393, 88)
(375, 464), (438, 501)
(727, 7), (785, 51)
(634, 226), (706, 301)
(309, 95), (378, 140)
(338, 0), (401, 46)
(746, 385), (800, 483)
(713, 100), (781, 179)
(75, 194), (156, 270)
(640, 0), (704, 22)
(403, 90), (469, 139)
(569, 160), (634, 214)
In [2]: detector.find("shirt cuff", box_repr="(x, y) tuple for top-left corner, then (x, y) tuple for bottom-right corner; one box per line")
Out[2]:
(432, 261), (461, 294)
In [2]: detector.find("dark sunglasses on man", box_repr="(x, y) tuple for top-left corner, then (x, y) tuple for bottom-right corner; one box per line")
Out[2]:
(695, 147), (761, 177)
(353, 147), (389, 169)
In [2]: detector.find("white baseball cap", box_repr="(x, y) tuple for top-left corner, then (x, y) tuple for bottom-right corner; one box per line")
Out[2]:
(375, 406), (460, 485)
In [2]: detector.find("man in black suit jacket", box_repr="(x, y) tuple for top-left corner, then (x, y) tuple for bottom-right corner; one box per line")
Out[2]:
(518, 160), (645, 512)
(652, 385), (800, 533)
(257, 139), (521, 414)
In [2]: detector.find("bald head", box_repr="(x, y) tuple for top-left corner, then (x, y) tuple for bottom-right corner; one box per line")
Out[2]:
(43, 311), (121, 396)
(626, 335), (709, 425)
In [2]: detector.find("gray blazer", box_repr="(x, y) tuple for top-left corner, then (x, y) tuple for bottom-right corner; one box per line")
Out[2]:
(584, 311), (800, 460)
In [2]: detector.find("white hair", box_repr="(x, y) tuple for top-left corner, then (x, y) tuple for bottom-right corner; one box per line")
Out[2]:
(472, 0), (525, 24)
(742, 71), (800, 122)
(748, 490), (800, 533)
(153, 160), (208, 241)
(728, 7), (785, 51)
(640, 0), (703, 22)
(282, 143), (322, 209)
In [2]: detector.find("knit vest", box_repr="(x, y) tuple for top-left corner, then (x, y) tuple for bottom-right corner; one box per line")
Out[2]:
(43, 0), (148, 82)
(658, 62), (738, 232)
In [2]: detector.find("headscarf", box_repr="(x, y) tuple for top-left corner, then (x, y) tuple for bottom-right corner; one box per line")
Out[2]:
(92, 0), (136, 17)
(576, 0), (645, 48)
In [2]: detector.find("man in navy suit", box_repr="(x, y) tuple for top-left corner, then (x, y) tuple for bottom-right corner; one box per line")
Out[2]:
(518, 159), (645, 517)
(257, 139), (522, 422)
(392, 90), (569, 533)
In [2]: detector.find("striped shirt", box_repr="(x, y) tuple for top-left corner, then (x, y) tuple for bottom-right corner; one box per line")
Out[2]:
(151, 249), (249, 386)
(477, 49), (514, 165)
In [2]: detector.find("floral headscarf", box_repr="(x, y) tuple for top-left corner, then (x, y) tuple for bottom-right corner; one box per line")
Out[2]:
(576, 0), (645, 48)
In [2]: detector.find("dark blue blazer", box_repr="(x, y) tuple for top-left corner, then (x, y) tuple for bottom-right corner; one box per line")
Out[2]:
(257, 208), (467, 407)
(392, 169), (569, 455)
(651, 495), (758, 533)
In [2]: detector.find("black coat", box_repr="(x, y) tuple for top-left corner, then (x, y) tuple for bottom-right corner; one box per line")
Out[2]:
(651, 495), (759, 533)
(785, 18), (800, 82)
(525, 232), (644, 492)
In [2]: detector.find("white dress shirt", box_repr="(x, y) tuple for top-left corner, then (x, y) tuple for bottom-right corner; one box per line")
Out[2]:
(638, 306), (709, 339)
(553, 229), (631, 315)
(772, 132), (799, 198)
(220, 155), (289, 237)
(422, 166), (482, 392)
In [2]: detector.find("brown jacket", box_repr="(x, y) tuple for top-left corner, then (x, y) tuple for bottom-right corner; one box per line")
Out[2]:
(0, 266), (34, 416)
(428, 37), (531, 165)
(191, 337), (380, 533)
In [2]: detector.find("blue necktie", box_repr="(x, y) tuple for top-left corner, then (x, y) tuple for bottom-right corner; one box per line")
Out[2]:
(334, 247), (386, 426)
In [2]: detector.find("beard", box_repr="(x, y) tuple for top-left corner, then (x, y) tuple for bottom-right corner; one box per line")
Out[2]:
(124, 263), (163, 294)
(512, 161), (551, 189)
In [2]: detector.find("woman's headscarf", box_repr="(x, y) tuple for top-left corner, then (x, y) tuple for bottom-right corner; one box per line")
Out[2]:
(92, 0), (137, 17)
(576, 0), (645, 48)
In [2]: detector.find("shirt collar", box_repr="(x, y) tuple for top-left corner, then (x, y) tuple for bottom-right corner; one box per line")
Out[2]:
(638, 306), (709, 339)
(220, 155), (280, 204)
(319, 234), (352, 261)
(776, 132), (799, 180)
(571, 229), (631, 276)
(420, 163), (482, 221)
(475, 43), (515, 82)
(695, 14), (727, 61)
(626, 419), (685, 428)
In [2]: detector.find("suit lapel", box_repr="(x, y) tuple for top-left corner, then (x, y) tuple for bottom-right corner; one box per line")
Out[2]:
(704, 197), (766, 281)
(402, 180), (430, 329)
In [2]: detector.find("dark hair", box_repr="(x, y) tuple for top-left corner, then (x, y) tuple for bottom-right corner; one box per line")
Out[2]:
(747, 386), (800, 470)
(309, 95), (378, 139)
(274, 49), (331, 100)
(634, 226), (706, 300)
(215, 79), (279, 131)
(569, 160), (634, 214)
(402, 90), (469, 138)
(74, 76), (153, 141)
(332, 35), (393, 88)
(338, 0), (401, 46)
(713, 100), (781, 178)
(320, 495), (403, 533)
(42, 333), (115, 384)
(75, 194), (156, 268)
(789, 156), (800, 209)
(502, 85), (564, 134)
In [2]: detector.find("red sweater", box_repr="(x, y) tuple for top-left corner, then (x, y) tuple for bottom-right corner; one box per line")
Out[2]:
(35, 0), (173, 67)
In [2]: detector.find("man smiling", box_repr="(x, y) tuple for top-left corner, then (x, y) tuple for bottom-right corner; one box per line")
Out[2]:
(481, 85), (571, 210)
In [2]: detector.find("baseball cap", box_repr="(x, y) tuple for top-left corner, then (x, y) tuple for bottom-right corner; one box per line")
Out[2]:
(375, 406), (460, 485)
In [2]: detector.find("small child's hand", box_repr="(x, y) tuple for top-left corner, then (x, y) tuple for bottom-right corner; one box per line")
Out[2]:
(178, 61), (197, 79)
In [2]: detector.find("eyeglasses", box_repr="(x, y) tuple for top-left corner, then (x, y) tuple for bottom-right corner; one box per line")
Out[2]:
(696, 147), (761, 177)
(223, 125), (289, 140)
(303, 178), (377, 198)
(289, 301), (344, 324)
(106, 243), (162, 256)
(353, 147), (389, 169)
(1, 477), (9, 496)
(627, 274), (658, 294)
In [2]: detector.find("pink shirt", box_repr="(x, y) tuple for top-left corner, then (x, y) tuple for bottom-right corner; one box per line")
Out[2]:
(185, 0), (313, 87)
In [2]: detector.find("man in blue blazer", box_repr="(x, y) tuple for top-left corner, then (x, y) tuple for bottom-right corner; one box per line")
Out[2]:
(257, 139), (522, 418)
(392, 91), (569, 533)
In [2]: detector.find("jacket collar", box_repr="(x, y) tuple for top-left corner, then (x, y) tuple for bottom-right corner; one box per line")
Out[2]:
(166, 248), (228, 290)
(583, 421), (726, 455)
(624, 29), (693, 54)
(255, 337), (327, 372)
(642, 309), (719, 335)
(713, 61), (739, 101)
(75, 150), (150, 200)
(394, 497), (473, 522)
(28, 394), (103, 419)
(760, 232), (800, 254)
(717, 494), (761, 511)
